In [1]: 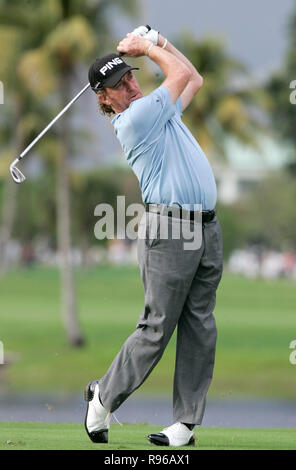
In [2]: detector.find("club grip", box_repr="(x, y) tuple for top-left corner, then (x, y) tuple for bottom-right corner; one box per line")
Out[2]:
(118, 25), (151, 57)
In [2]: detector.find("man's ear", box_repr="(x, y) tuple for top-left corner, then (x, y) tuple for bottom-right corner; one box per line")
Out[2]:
(98, 90), (111, 106)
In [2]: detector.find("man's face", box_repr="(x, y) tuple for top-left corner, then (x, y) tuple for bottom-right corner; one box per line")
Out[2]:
(99, 71), (143, 114)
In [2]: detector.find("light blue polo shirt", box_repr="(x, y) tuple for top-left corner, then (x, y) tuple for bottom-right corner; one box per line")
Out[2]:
(112, 85), (217, 211)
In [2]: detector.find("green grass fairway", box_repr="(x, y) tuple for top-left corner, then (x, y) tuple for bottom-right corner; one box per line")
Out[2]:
(0, 422), (295, 450)
(0, 266), (296, 399)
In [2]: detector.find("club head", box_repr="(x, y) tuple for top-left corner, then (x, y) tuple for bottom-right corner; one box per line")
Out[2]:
(10, 161), (26, 184)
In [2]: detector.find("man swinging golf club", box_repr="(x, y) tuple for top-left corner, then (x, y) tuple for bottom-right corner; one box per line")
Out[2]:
(85, 26), (223, 447)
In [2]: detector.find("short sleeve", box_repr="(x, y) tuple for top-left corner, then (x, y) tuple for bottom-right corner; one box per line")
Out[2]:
(112, 85), (183, 157)
(174, 97), (183, 117)
(127, 85), (175, 143)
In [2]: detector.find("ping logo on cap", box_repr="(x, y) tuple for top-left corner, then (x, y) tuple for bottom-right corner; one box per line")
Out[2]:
(100, 58), (124, 76)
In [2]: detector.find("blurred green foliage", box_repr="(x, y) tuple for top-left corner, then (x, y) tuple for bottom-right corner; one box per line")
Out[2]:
(218, 173), (296, 258)
(174, 33), (270, 158)
(267, 6), (296, 170)
(0, 167), (141, 248)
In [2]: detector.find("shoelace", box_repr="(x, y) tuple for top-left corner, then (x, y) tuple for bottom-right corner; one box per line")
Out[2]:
(112, 412), (123, 426)
(163, 423), (189, 433)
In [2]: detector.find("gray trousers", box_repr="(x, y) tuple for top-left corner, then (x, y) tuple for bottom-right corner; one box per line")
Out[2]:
(99, 211), (223, 424)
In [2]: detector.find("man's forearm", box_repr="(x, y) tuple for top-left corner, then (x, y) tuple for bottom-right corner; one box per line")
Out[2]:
(117, 33), (191, 103)
(158, 34), (203, 85)
(145, 43), (191, 103)
(145, 43), (190, 83)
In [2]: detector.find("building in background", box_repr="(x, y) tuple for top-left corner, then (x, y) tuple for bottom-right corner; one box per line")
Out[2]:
(213, 133), (292, 204)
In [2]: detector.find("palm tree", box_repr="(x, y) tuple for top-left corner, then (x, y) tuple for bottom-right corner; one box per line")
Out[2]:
(16, 0), (138, 346)
(37, 13), (98, 347)
(267, 5), (296, 174)
(170, 33), (269, 162)
(0, 0), (138, 346)
(0, 1), (56, 275)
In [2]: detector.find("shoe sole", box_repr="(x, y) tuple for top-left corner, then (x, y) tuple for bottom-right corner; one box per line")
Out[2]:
(84, 381), (108, 444)
(147, 434), (195, 447)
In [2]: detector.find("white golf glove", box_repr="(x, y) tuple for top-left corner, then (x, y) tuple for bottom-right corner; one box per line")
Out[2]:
(131, 25), (159, 46)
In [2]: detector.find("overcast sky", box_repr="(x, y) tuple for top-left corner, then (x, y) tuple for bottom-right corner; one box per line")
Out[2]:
(114, 0), (295, 78)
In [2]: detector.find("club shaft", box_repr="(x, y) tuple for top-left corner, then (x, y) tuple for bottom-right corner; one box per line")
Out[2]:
(19, 83), (91, 160)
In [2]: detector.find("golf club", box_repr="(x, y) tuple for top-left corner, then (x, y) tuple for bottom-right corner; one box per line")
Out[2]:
(10, 82), (91, 184)
(10, 25), (151, 184)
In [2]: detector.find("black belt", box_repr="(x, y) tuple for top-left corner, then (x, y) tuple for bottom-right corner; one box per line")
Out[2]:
(145, 204), (216, 223)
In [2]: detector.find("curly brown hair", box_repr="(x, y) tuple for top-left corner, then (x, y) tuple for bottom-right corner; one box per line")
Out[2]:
(96, 89), (115, 116)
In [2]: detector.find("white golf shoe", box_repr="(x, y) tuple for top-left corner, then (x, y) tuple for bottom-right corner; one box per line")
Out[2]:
(84, 380), (111, 443)
(147, 422), (195, 447)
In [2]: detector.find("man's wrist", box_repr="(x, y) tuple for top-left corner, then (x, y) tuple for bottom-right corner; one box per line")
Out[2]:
(145, 41), (154, 57)
(158, 34), (168, 49)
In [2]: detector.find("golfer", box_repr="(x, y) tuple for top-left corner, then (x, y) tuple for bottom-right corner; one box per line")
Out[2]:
(85, 26), (223, 447)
